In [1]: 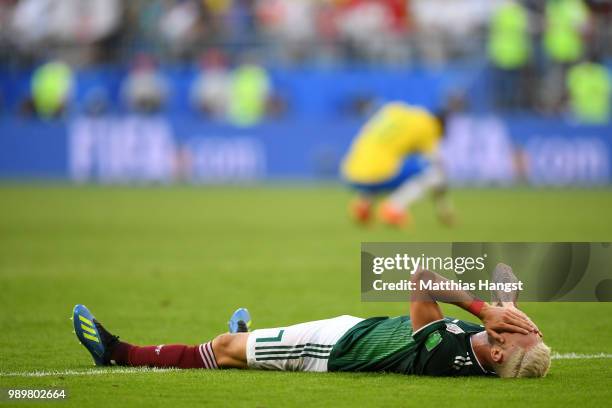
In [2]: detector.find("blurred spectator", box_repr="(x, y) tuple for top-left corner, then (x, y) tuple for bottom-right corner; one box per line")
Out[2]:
(1, 0), (612, 119)
(585, 1), (612, 58)
(127, 0), (165, 51)
(30, 60), (74, 119)
(11, 0), (121, 64)
(567, 55), (611, 124)
(227, 0), (258, 40)
(200, 0), (233, 38)
(228, 57), (270, 126)
(543, 0), (589, 64)
(335, 0), (410, 62)
(488, 0), (531, 70)
(204, 0), (232, 14)
(541, 0), (590, 113)
(487, 0), (532, 110)
(159, 0), (205, 60)
(413, 0), (502, 63)
(190, 49), (232, 119)
(256, 0), (318, 62)
(346, 94), (379, 118)
(0, 1), (16, 52)
(3, 0), (612, 70)
(10, 0), (53, 50)
(121, 54), (169, 113)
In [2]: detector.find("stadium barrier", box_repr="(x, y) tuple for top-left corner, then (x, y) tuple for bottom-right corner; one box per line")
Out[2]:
(0, 116), (610, 186)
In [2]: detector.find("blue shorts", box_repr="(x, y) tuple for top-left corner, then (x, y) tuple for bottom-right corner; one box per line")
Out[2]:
(348, 155), (429, 195)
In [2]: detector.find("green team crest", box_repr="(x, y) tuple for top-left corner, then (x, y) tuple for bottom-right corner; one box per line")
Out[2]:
(425, 331), (442, 352)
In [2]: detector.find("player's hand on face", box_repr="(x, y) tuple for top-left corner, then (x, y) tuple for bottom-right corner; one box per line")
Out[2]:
(505, 305), (543, 338)
(498, 302), (543, 338)
(481, 305), (539, 343)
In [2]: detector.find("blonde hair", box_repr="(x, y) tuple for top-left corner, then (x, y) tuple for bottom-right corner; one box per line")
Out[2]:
(496, 342), (551, 378)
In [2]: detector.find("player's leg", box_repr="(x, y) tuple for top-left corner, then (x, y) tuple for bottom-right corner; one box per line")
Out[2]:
(346, 173), (405, 226)
(385, 161), (444, 211)
(349, 192), (375, 224)
(109, 315), (362, 371)
(211, 333), (249, 368)
(110, 336), (239, 369)
(73, 304), (246, 370)
(73, 305), (361, 372)
(381, 155), (448, 226)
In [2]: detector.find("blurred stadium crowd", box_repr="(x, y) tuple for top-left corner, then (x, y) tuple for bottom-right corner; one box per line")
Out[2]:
(0, 0), (611, 124)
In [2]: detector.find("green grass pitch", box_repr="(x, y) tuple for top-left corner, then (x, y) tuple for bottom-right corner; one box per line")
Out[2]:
(1, 185), (611, 407)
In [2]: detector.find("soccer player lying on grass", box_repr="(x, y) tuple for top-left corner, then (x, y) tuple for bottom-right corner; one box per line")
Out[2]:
(341, 101), (454, 228)
(74, 269), (550, 378)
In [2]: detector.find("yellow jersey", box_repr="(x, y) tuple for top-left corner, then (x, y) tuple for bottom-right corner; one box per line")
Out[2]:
(342, 103), (442, 184)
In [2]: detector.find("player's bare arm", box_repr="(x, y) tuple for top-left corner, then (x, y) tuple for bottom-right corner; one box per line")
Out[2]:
(409, 268), (538, 342)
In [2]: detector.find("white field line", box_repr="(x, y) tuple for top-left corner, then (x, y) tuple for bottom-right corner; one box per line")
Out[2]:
(1, 353), (611, 378)
(551, 352), (612, 360)
(0, 367), (179, 378)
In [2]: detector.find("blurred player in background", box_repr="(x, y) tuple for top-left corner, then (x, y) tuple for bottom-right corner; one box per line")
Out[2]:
(341, 101), (455, 228)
